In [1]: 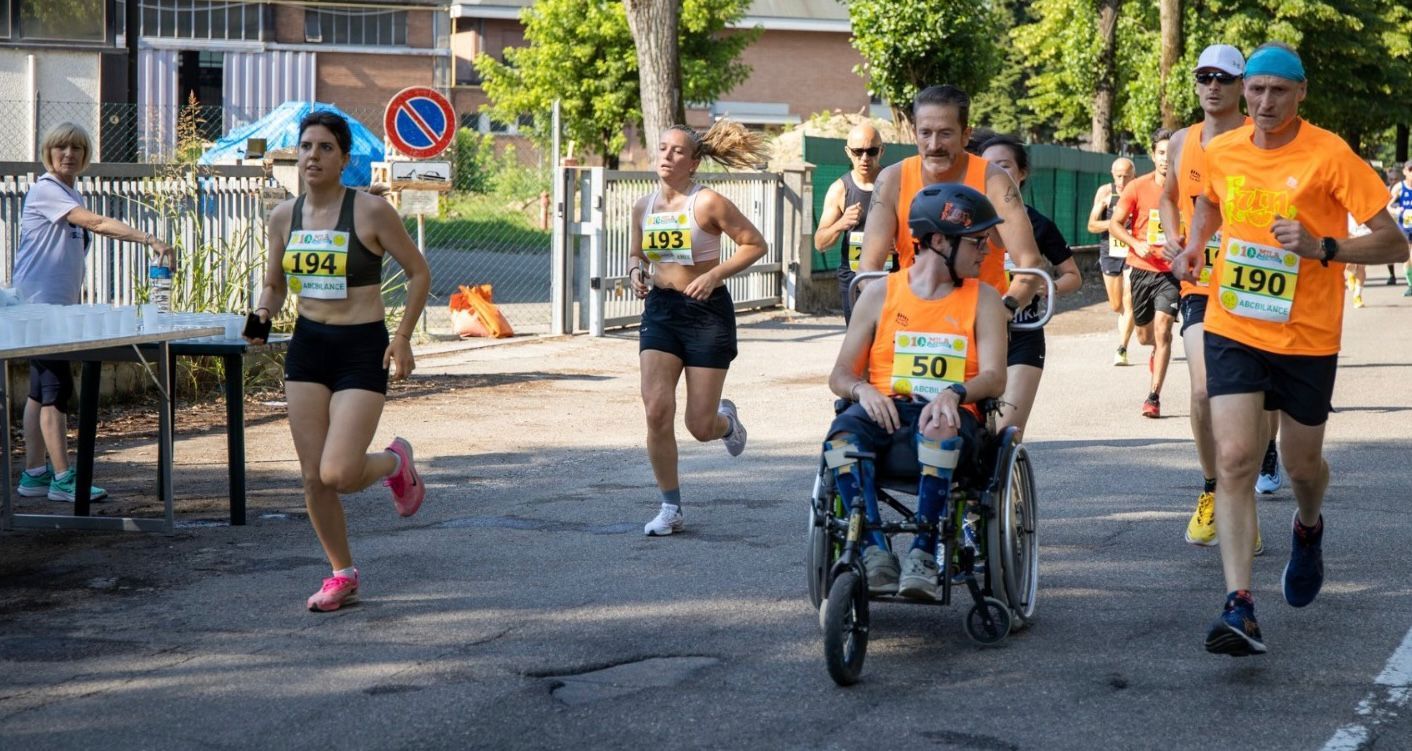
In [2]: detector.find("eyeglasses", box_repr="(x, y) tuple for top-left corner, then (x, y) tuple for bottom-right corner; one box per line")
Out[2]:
(848, 147), (881, 158)
(1195, 71), (1239, 86)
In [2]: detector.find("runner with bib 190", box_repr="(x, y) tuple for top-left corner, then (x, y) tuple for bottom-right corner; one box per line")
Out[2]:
(1171, 44), (1408, 656)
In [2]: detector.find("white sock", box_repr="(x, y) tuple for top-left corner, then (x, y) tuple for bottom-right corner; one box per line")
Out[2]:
(333, 566), (358, 580)
(25, 466), (47, 477)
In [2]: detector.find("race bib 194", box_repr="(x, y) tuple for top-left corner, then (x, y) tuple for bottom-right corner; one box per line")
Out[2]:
(643, 211), (693, 265)
(284, 230), (349, 300)
(1217, 236), (1300, 322)
(890, 331), (967, 401)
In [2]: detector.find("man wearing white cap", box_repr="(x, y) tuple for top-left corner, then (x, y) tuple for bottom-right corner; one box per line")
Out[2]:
(1172, 42), (1408, 657)
(1159, 44), (1263, 552)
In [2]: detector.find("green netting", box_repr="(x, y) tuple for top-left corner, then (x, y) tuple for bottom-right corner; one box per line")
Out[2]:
(805, 135), (1155, 271)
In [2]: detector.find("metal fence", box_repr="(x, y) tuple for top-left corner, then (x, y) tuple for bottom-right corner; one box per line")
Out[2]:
(0, 165), (270, 308)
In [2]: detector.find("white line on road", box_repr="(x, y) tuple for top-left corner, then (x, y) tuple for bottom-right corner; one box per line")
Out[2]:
(1322, 624), (1412, 750)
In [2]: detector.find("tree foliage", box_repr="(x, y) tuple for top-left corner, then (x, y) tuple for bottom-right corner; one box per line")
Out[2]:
(475, 0), (756, 165)
(848, 0), (1003, 128)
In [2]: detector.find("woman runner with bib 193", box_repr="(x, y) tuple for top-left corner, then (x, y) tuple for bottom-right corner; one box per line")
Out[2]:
(248, 111), (431, 611)
(630, 120), (769, 536)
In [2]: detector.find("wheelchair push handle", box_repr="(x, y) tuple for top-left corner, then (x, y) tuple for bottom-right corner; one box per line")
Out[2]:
(846, 269), (1056, 331)
(1007, 268), (1056, 332)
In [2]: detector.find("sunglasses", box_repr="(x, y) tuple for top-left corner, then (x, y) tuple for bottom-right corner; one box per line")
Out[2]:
(848, 147), (881, 158)
(1195, 71), (1239, 85)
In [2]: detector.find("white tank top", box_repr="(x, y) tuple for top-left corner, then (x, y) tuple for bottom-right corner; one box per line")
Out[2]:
(641, 184), (721, 265)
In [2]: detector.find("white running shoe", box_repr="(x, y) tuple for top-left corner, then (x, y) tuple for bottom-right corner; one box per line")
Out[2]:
(644, 504), (684, 536)
(719, 399), (747, 457)
(898, 548), (942, 601)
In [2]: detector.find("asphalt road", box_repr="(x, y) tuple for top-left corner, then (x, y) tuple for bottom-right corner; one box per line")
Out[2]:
(3, 283), (1411, 750)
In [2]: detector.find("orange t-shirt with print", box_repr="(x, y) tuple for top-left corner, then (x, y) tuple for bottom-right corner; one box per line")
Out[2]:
(894, 154), (1008, 293)
(1114, 172), (1171, 273)
(1201, 120), (1390, 356)
(867, 271), (981, 418)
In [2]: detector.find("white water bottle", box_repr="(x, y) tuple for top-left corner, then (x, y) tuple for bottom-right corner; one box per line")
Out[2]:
(149, 263), (173, 313)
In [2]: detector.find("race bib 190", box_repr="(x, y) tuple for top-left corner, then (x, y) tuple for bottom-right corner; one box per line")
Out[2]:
(1218, 236), (1300, 322)
(643, 211), (693, 265)
(284, 230), (349, 300)
(890, 330), (967, 401)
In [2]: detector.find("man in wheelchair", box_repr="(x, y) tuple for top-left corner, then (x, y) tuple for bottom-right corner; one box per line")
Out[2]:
(824, 183), (1010, 601)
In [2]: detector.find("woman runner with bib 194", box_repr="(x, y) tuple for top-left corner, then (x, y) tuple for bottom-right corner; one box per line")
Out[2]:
(247, 111), (431, 612)
(630, 120), (770, 536)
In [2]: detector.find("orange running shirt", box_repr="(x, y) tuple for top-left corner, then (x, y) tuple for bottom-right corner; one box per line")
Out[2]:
(894, 154), (1007, 292)
(1201, 120), (1390, 356)
(1176, 118), (1252, 297)
(867, 271), (981, 416)
(1114, 173), (1171, 273)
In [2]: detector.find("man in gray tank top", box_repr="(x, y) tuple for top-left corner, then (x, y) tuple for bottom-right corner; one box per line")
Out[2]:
(814, 123), (885, 322)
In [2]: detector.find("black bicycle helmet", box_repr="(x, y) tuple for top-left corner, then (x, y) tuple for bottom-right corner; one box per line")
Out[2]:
(907, 183), (1003, 285)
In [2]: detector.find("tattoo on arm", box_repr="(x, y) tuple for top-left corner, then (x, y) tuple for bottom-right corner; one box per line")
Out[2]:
(1003, 184), (1021, 205)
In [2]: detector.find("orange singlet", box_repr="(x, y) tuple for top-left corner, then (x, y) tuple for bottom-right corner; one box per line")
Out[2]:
(894, 155), (1007, 292)
(1176, 117), (1251, 297)
(867, 271), (981, 417)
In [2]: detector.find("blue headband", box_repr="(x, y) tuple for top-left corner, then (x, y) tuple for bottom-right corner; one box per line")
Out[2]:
(1245, 46), (1305, 82)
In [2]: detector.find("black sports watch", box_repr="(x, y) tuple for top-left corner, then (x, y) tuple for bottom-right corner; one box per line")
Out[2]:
(1002, 295), (1020, 314)
(945, 383), (967, 403)
(1319, 237), (1338, 266)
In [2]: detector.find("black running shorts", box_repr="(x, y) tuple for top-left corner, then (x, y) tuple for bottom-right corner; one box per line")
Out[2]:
(28, 360), (74, 412)
(639, 286), (738, 369)
(284, 316), (390, 394)
(1130, 268), (1181, 327)
(1180, 293), (1208, 336)
(1204, 331), (1337, 427)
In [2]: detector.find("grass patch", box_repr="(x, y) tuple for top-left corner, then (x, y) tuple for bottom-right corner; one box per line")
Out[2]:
(411, 192), (551, 253)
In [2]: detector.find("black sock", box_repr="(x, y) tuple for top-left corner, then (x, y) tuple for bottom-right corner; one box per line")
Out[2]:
(1203, 477), (1216, 493)
(1148, 391), (1160, 402)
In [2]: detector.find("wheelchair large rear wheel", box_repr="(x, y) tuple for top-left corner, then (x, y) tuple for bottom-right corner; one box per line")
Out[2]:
(822, 570), (869, 686)
(990, 442), (1038, 627)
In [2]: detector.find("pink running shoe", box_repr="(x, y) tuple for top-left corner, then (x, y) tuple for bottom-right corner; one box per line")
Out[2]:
(307, 574), (358, 612)
(384, 437), (425, 517)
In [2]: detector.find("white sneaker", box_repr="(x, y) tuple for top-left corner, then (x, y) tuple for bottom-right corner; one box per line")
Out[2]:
(719, 400), (747, 457)
(1255, 469), (1282, 495)
(898, 548), (942, 601)
(644, 504), (684, 536)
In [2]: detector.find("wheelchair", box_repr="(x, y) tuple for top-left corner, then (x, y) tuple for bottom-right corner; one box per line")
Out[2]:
(806, 269), (1051, 686)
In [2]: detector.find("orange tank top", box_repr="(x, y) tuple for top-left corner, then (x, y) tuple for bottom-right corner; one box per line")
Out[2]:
(1177, 119), (1250, 297)
(895, 155), (1007, 293)
(867, 271), (981, 415)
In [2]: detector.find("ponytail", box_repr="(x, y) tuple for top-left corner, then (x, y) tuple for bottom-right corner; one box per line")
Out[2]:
(669, 119), (768, 171)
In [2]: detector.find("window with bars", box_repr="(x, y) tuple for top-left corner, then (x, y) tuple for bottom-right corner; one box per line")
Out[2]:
(120, 0), (267, 41)
(304, 7), (407, 47)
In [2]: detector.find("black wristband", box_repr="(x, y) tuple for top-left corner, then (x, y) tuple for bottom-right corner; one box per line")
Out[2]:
(946, 383), (967, 403)
(1002, 295), (1020, 313)
(1320, 237), (1338, 266)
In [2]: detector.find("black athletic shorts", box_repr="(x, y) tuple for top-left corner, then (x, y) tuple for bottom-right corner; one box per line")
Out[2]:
(639, 286), (738, 369)
(1098, 254), (1127, 277)
(1204, 331), (1337, 427)
(1130, 268), (1181, 327)
(1179, 293), (1208, 336)
(28, 360), (74, 412)
(827, 399), (982, 484)
(836, 265), (857, 324)
(1007, 327), (1046, 369)
(285, 316), (390, 394)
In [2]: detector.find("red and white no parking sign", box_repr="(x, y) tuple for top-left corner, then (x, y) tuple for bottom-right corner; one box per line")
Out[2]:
(384, 87), (455, 159)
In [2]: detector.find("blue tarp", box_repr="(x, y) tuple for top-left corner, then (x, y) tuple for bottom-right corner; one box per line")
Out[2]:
(199, 101), (383, 187)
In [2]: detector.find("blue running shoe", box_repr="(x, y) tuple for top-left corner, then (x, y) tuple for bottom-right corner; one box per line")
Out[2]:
(1283, 513), (1324, 608)
(1205, 591), (1266, 656)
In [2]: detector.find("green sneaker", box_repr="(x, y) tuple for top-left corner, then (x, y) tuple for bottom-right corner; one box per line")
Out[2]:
(47, 469), (108, 503)
(16, 466), (53, 497)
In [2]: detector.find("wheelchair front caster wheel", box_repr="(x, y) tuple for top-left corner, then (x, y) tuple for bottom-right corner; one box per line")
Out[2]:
(823, 571), (870, 686)
(964, 597), (1011, 645)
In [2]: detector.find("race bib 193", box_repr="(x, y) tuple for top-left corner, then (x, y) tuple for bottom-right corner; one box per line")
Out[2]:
(1217, 236), (1300, 322)
(890, 331), (967, 401)
(643, 211), (693, 265)
(284, 230), (349, 300)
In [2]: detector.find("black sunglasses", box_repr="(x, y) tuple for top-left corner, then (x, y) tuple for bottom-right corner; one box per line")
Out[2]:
(848, 147), (880, 157)
(1195, 71), (1239, 85)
